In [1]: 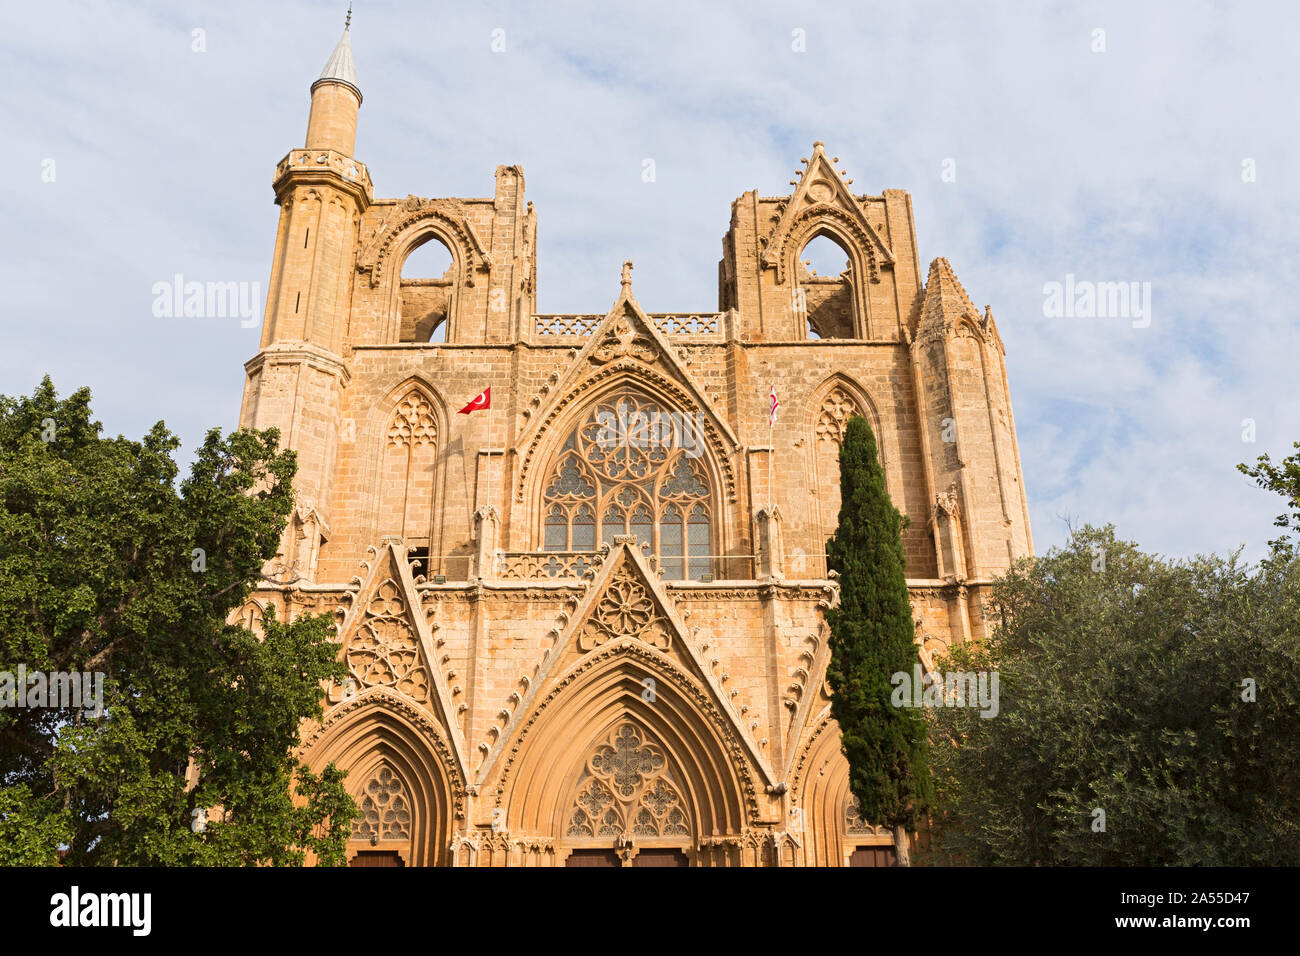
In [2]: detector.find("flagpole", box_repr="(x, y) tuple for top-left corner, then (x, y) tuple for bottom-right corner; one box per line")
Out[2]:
(767, 384), (777, 513)
(488, 394), (496, 515)
(768, 417), (774, 512)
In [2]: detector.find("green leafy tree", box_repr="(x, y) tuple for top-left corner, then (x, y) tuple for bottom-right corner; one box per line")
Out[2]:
(0, 377), (356, 865)
(926, 525), (1300, 865)
(1240, 441), (1300, 555)
(825, 416), (932, 864)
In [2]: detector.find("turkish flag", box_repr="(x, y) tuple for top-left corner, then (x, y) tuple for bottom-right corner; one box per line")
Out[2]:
(457, 387), (491, 414)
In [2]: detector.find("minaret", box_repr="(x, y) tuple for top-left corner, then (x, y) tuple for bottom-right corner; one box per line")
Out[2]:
(305, 9), (362, 155)
(239, 11), (372, 583)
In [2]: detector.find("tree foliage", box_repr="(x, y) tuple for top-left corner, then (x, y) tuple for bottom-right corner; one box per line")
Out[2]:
(825, 415), (932, 834)
(1240, 440), (1300, 555)
(0, 377), (356, 865)
(926, 525), (1300, 865)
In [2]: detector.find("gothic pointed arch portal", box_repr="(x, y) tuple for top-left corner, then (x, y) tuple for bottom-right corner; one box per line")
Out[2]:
(301, 692), (463, 867)
(791, 714), (896, 867)
(490, 650), (757, 864)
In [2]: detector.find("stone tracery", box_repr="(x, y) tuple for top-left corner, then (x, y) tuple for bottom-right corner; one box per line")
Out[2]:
(353, 764), (413, 842)
(845, 793), (875, 835)
(387, 392), (438, 447)
(564, 724), (690, 839)
(379, 389), (439, 545)
(542, 392), (712, 580)
(577, 558), (670, 651)
(815, 385), (862, 447)
(344, 578), (431, 704)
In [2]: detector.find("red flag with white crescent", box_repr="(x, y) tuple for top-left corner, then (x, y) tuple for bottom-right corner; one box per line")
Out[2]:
(769, 384), (779, 428)
(457, 387), (491, 414)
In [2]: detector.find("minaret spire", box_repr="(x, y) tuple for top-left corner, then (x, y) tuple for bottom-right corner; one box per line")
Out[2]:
(304, 10), (363, 153)
(314, 11), (360, 102)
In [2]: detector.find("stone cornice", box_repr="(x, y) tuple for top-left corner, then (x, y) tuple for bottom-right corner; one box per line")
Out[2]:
(273, 148), (373, 207)
(243, 343), (351, 385)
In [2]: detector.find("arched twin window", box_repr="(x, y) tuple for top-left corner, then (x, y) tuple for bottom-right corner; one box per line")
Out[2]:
(378, 390), (438, 550)
(542, 392), (712, 581)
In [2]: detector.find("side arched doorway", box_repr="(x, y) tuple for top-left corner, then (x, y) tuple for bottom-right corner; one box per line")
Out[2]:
(301, 692), (461, 867)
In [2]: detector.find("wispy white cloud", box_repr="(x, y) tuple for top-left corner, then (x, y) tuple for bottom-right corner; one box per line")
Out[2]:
(2, 0), (1295, 562)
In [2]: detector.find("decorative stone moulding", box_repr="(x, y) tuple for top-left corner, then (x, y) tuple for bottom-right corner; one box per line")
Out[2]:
(275, 148), (373, 197)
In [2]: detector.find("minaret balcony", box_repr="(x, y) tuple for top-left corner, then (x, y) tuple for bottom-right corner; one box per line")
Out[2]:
(273, 148), (373, 203)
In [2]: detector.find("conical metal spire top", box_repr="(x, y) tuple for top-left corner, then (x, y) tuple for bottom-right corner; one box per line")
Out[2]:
(313, 7), (360, 102)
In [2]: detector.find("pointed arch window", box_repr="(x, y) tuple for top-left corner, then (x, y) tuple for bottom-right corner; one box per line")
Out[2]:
(379, 391), (438, 547)
(813, 384), (879, 573)
(398, 237), (456, 343)
(541, 392), (712, 581)
(814, 387), (863, 529)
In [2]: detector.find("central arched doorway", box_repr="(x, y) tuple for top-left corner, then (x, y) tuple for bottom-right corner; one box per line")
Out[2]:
(491, 642), (756, 866)
(559, 722), (694, 866)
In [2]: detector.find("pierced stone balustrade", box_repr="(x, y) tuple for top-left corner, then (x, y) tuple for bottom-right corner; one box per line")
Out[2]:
(495, 550), (606, 581)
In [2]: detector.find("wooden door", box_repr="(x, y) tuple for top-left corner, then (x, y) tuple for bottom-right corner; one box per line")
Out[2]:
(848, 845), (898, 867)
(632, 848), (689, 867)
(564, 849), (622, 867)
(350, 850), (406, 867)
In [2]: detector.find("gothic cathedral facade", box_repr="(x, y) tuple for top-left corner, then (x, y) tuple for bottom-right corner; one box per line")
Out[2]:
(235, 25), (1033, 867)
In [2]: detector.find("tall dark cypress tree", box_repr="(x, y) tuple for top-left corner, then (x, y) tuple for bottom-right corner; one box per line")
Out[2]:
(825, 415), (932, 864)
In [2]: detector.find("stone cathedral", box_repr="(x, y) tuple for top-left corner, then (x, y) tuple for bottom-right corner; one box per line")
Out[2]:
(235, 23), (1033, 867)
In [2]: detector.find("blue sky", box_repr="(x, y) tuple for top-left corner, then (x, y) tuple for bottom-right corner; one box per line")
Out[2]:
(3, 0), (1297, 563)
